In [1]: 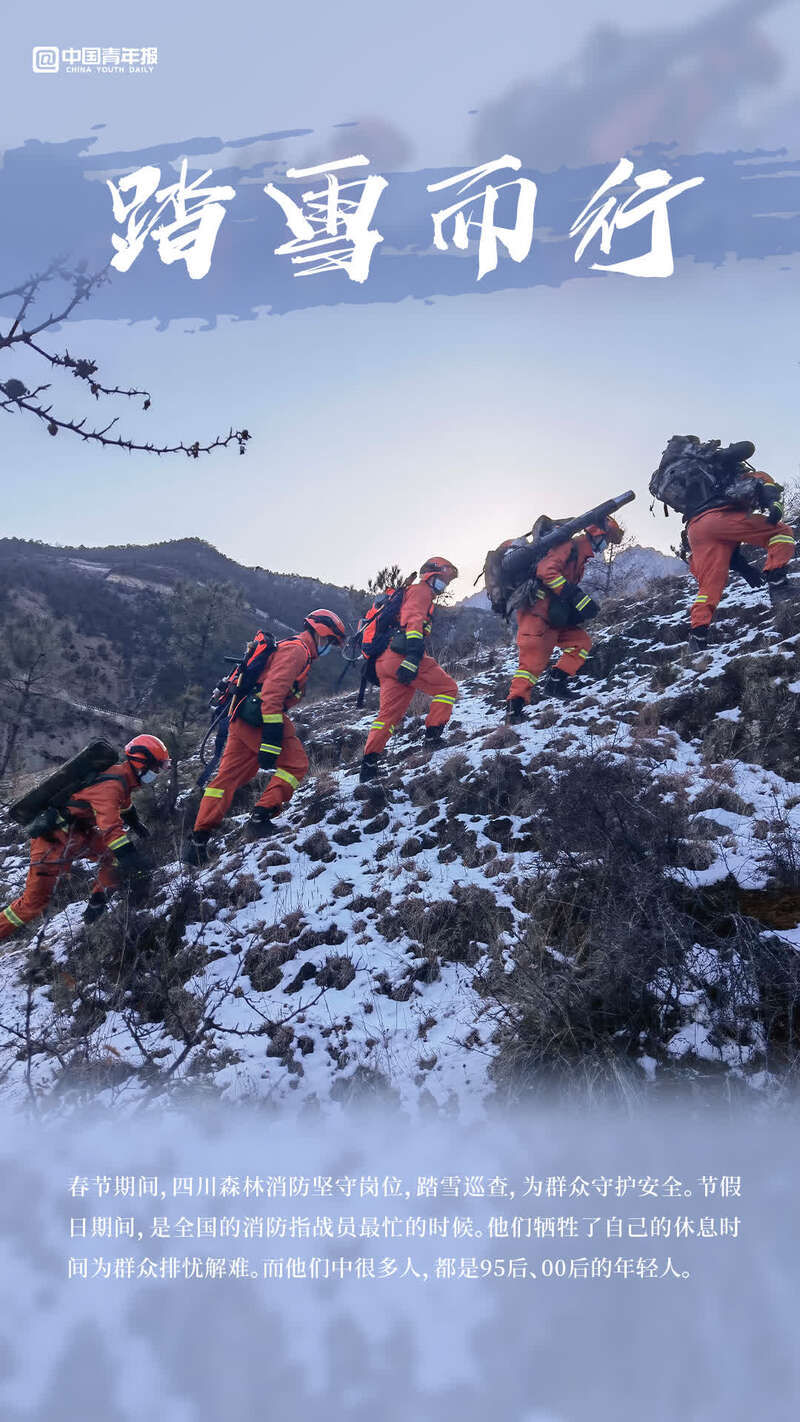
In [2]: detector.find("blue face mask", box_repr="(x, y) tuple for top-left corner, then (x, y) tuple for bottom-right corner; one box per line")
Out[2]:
(592, 536), (608, 555)
(430, 576), (447, 593)
(317, 643), (332, 657)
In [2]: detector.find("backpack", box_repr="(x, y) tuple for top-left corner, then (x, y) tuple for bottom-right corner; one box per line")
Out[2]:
(649, 436), (730, 517)
(8, 740), (120, 832)
(343, 584), (411, 707)
(225, 631), (279, 723)
(481, 538), (542, 620)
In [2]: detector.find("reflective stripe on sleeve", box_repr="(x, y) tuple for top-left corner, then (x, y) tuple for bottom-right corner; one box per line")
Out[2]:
(108, 835), (130, 851)
(203, 787), (225, 799)
(2, 906), (24, 928)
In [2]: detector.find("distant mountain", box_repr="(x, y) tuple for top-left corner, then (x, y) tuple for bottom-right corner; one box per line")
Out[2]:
(583, 544), (688, 595)
(0, 537), (497, 779)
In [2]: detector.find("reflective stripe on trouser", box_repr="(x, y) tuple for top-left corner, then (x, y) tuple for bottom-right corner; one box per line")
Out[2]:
(0, 828), (117, 941)
(194, 715), (309, 832)
(508, 611), (592, 701)
(688, 509), (796, 628)
(363, 650), (459, 755)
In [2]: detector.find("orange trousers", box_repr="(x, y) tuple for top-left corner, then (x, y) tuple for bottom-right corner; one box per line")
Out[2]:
(363, 650), (457, 755)
(507, 610), (592, 702)
(0, 826), (116, 942)
(688, 509), (795, 628)
(194, 715), (308, 833)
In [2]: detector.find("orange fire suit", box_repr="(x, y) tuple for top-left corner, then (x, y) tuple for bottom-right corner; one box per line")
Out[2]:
(507, 522), (615, 704)
(363, 580), (457, 755)
(687, 472), (795, 628)
(194, 630), (316, 833)
(0, 760), (140, 943)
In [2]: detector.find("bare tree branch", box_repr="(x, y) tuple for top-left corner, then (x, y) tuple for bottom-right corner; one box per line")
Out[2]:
(1, 261), (251, 457)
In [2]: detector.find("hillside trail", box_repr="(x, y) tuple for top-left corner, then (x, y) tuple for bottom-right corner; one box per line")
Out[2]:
(1, 571), (799, 1115)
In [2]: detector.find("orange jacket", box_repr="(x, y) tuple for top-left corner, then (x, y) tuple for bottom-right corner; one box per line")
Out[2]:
(65, 760), (140, 858)
(399, 581), (435, 639)
(258, 630), (316, 716)
(533, 517), (620, 619)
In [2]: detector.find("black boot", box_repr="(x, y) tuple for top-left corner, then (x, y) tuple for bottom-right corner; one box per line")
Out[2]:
(544, 667), (580, 701)
(505, 697), (527, 724)
(83, 890), (108, 926)
(423, 724), (444, 746)
(359, 753), (382, 784)
(246, 807), (278, 839)
(764, 567), (795, 607)
(183, 830), (211, 866)
(687, 625), (709, 653)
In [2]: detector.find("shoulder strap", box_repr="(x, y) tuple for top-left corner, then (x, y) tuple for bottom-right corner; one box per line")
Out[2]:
(65, 771), (130, 816)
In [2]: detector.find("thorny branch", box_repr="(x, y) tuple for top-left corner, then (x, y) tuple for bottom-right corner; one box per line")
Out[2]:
(0, 260), (251, 457)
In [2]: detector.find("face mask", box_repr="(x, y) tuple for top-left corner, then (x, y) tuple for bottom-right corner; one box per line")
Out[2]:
(430, 576), (447, 593)
(317, 643), (332, 657)
(592, 537), (608, 555)
(140, 768), (160, 783)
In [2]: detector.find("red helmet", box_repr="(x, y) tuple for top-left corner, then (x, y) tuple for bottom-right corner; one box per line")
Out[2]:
(125, 735), (170, 775)
(303, 608), (347, 646)
(420, 557), (458, 588)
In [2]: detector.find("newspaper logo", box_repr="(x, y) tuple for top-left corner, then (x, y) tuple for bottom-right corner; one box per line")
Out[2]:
(32, 46), (60, 74)
(32, 46), (158, 75)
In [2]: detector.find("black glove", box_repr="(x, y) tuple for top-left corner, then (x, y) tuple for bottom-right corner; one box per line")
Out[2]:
(391, 630), (424, 684)
(549, 585), (598, 627)
(83, 891), (107, 925)
(767, 493), (785, 525)
(758, 480), (784, 524)
(395, 660), (420, 685)
(122, 805), (150, 839)
(112, 839), (143, 876)
(258, 745), (280, 773)
(571, 587), (599, 623)
(258, 714), (284, 772)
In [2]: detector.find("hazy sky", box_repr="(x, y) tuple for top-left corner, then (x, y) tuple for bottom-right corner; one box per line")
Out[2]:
(2, 0), (799, 598)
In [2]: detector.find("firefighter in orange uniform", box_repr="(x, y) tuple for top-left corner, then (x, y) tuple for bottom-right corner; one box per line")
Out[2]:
(0, 735), (170, 944)
(184, 610), (346, 863)
(686, 469), (796, 651)
(506, 517), (623, 719)
(359, 557), (459, 783)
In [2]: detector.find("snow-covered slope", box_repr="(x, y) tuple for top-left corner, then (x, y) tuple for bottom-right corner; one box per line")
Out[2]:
(1, 569), (800, 1115)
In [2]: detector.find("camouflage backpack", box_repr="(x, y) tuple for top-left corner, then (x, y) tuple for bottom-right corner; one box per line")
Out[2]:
(648, 436), (731, 517)
(481, 517), (569, 619)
